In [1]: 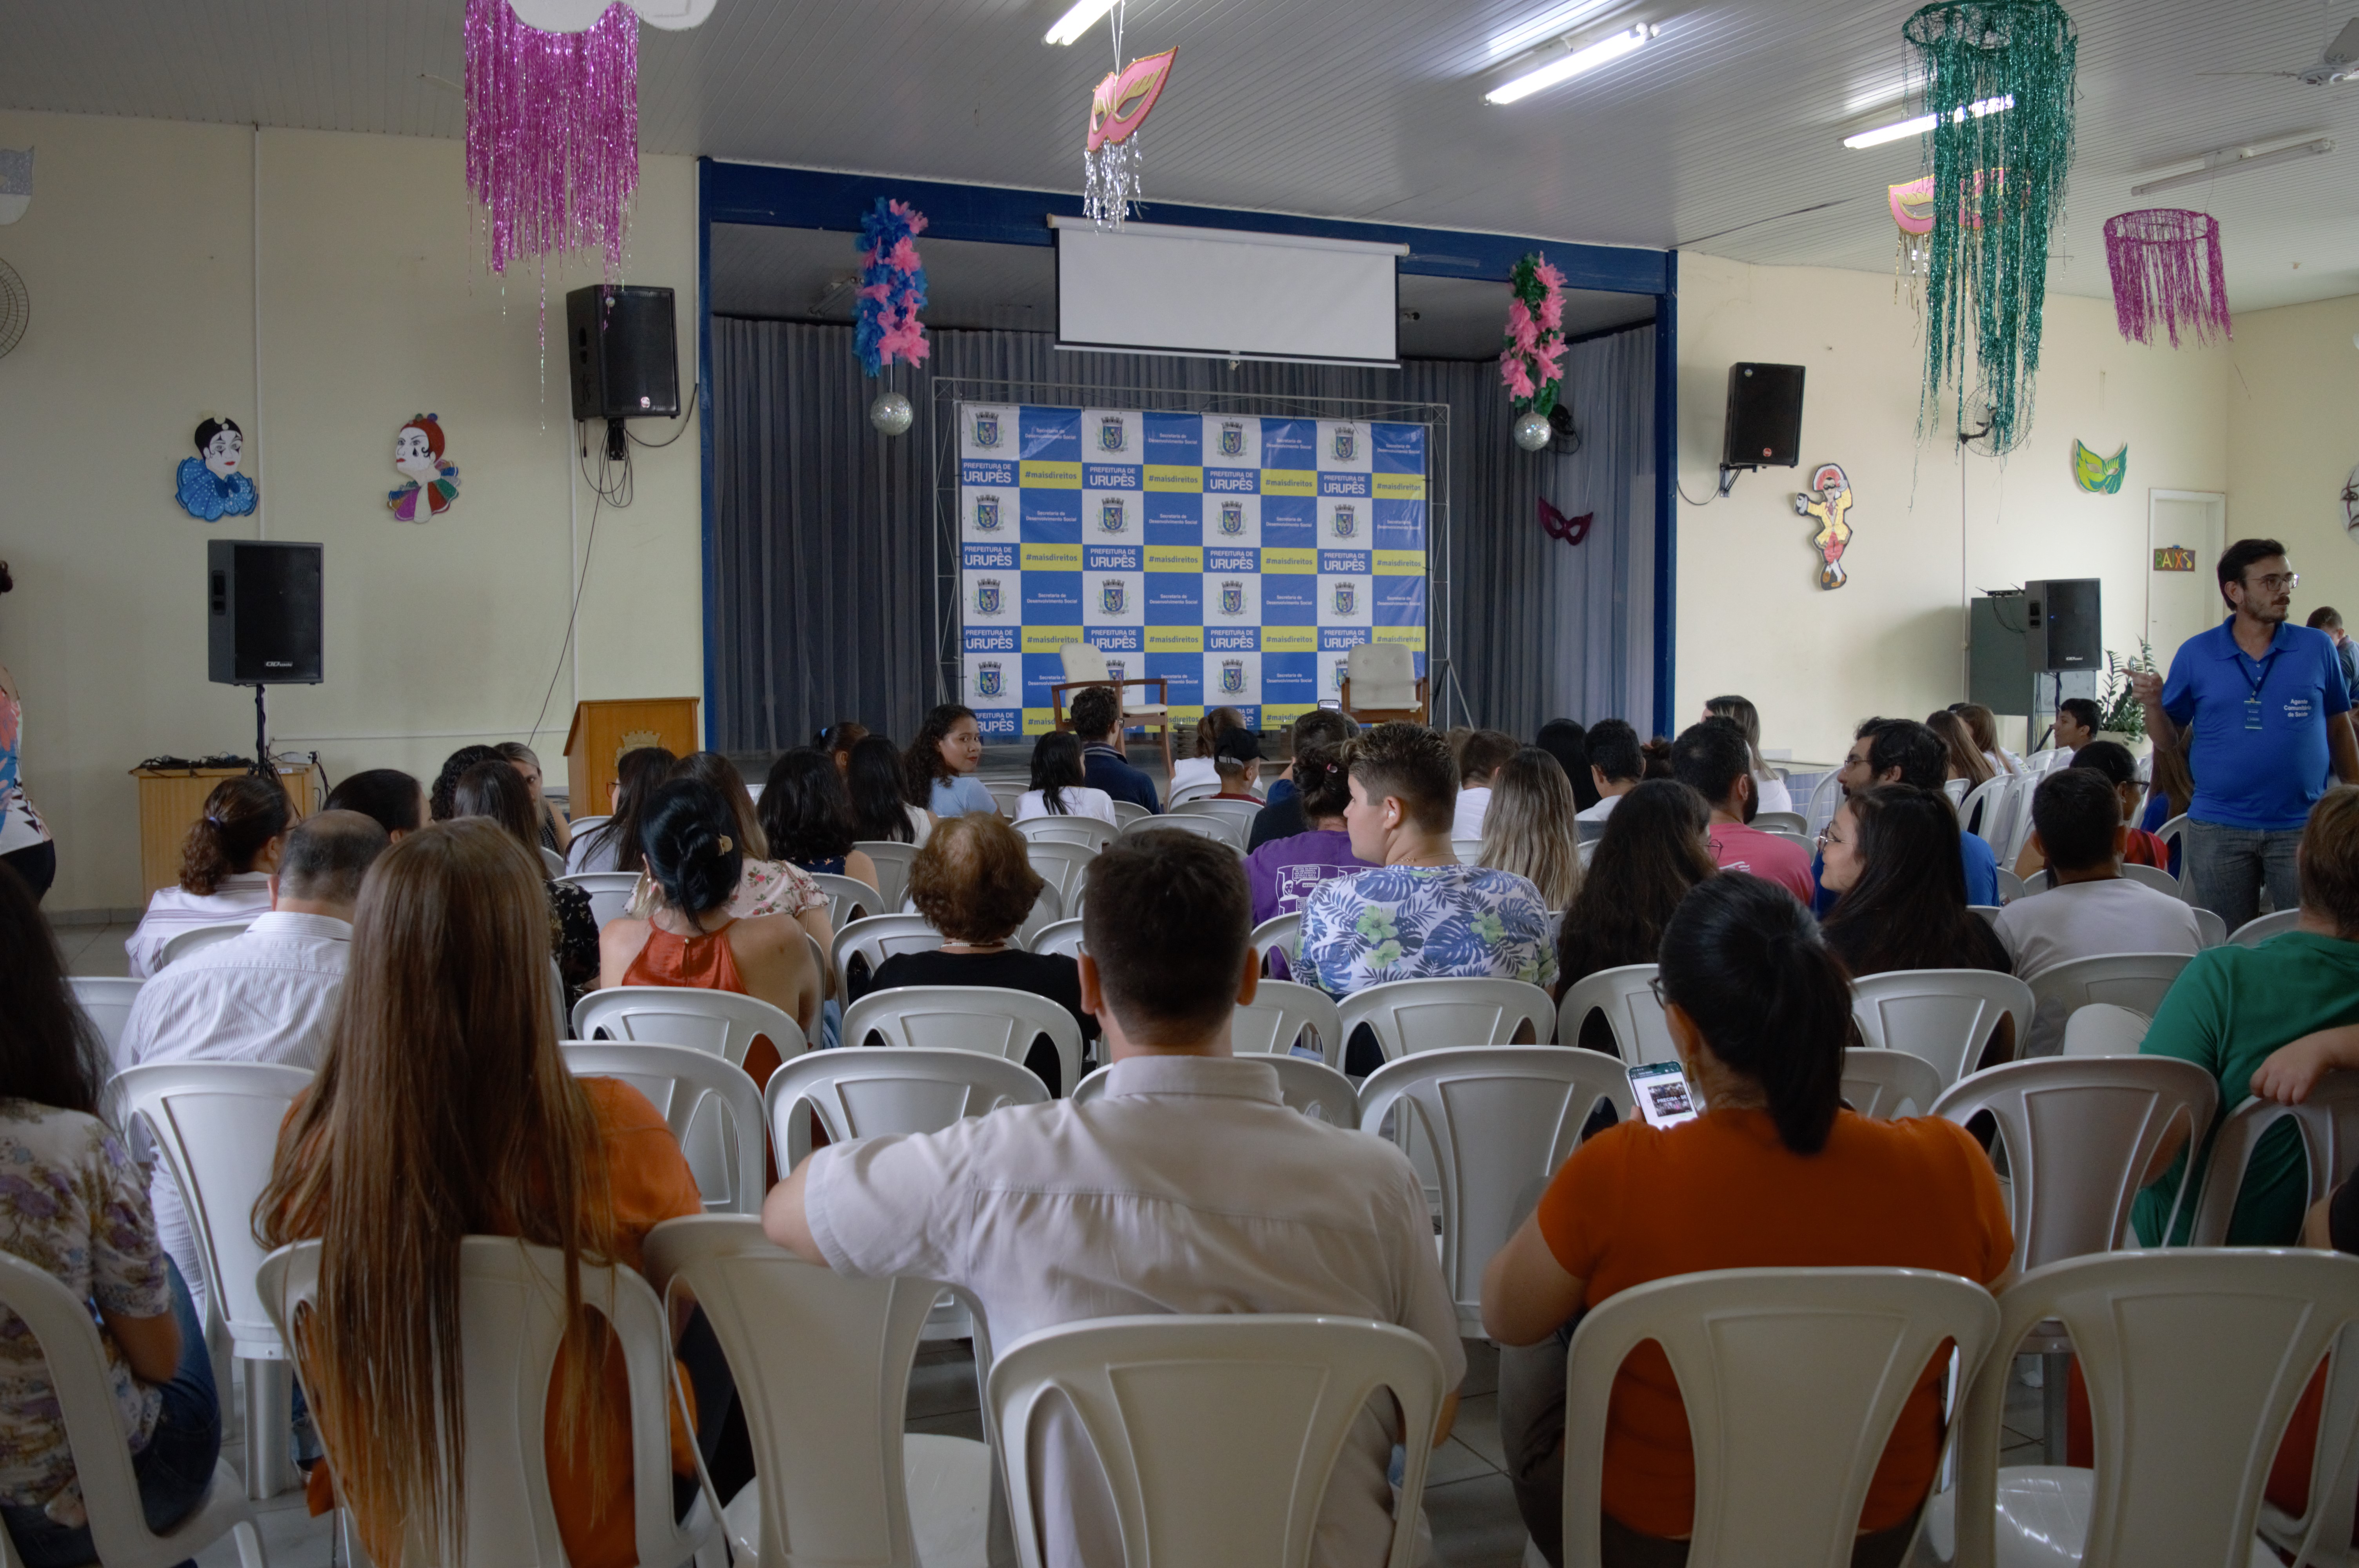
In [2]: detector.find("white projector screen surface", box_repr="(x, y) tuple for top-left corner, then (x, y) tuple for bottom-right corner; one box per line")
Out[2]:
(1052, 218), (1405, 367)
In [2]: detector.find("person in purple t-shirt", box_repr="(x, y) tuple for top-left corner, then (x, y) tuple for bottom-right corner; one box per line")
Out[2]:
(1241, 740), (1372, 928)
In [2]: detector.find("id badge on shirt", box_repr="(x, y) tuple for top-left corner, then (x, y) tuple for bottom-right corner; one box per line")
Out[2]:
(2246, 696), (2265, 731)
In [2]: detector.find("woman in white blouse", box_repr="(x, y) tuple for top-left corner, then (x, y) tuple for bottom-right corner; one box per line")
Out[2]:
(124, 775), (291, 977)
(1014, 731), (1116, 825)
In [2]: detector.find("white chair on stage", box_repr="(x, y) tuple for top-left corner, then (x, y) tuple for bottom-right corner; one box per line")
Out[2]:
(1556, 964), (1676, 1065)
(1012, 814), (1116, 853)
(988, 1314), (1446, 1568)
(1048, 641), (1176, 777)
(1839, 1048), (1945, 1120)
(158, 920), (254, 969)
(831, 912), (964, 999)
(560, 1041), (767, 1215)
(2023, 952), (2192, 1035)
(68, 975), (144, 1070)
(556, 870), (641, 931)
(838, 985), (1086, 1100)
(1849, 969), (2034, 1087)
(1339, 641), (1430, 726)
(1128, 810), (1244, 851)
(1251, 911), (1303, 975)
(1072, 1055), (1361, 1127)
(808, 870), (883, 929)
(1232, 978), (1345, 1067)
(1028, 916), (1086, 959)
(2230, 907), (2302, 947)
(2185, 1071), (2359, 1247)
(1337, 976), (1556, 1063)
(569, 986), (806, 1071)
(854, 840), (920, 910)
(2059, 1002), (2153, 1057)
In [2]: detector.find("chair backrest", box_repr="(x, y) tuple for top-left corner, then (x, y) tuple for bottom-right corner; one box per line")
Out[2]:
(975, 780), (1021, 818)
(1109, 801), (1153, 829)
(1336, 976), (1557, 1064)
(2190, 906), (2226, 948)
(1805, 769), (1846, 836)
(1060, 641), (1110, 683)
(1565, 1267), (1999, 1568)
(2119, 862), (2179, 895)
(1029, 916), (1086, 959)
(68, 976), (144, 1071)
(1757, 828), (1813, 855)
(538, 845), (567, 878)
(839, 985), (1084, 1099)
(1172, 797), (1263, 829)
(1126, 811), (1243, 850)
(1958, 775), (2009, 848)
(556, 870), (642, 931)
(989, 1313), (1446, 1568)
(1968, 904), (2003, 928)
(1954, 1250), (2359, 1568)
(567, 813), (612, 843)
(2155, 811), (2191, 889)
(2020, 868), (2053, 895)
(1556, 964), (1676, 1064)
(853, 840), (920, 909)
(560, 1042), (767, 1215)
(1232, 979), (1345, 1068)
(831, 912), (956, 999)
(1023, 838), (1099, 913)
(1848, 968), (2035, 1087)
(1346, 641), (1420, 709)
(1015, 880), (1067, 948)
(1751, 810), (1808, 835)
(2023, 951), (2193, 1031)
(158, 920), (254, 968)
(1838, 1048), (1945, 1120)
(1167, 777), (1221, 807)
(1943, 777), (1969, 806)
(1993, 866), (2026, 904)
(1070, 1055), (1361, 1127)
(1931, 1056), (2218, 1274)
(1449, 837), (1485, 864)
(807, 870), (881, 929)
(2000, 770), (2043, 864)
(1359, 1047), (1632, 1332)
(641, 1215), (951, 1568)
(260, 1236), (702, 1568)
(1014, 814), (1117, 853)
(116, 1062), (313, 1360)
(2229, 907), (2303, 947)
(768, 1046), (1048, 1168)
(2058, 1002), (2153, 1057)
(2185, 1071), (2359, 1246)
(1250, 912), (1302, 973)
(568, 985), (805, 1071)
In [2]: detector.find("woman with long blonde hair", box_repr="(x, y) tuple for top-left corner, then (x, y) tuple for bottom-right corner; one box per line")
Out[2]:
(258, 819), (704, 1568)
(1927, 710), (1995, 788)
(1476, 746), (1584, 909)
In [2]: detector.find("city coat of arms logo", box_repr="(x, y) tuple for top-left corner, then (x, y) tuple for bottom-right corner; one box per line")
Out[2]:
(1100, 579), (1127, 615)
(1332, 580), (1356, 615)
(972, 411), (1001, 448)
(975, 495), (1001, 532)
(1099, 498), (1127, 534)
(974, 577), (1004, 615)
(976, 661), (1003, 698)
(1220, 659), (1246, 695)
(1332, 425), (1357, 462)
(1218, 421), (1246, 458)
(1098, 416), (1127, 453)
(1219, 580), (1245, 616)
(1332, 661), (1349, 691)
(1332, 504), (1356, 539)
(1218, 500), (1245, 535)
(1106, 659), (1127, 682)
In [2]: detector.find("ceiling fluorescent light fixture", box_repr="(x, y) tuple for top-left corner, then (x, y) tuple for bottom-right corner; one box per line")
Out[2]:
(1487, 23), (1658, 105)
(1841, 93), (2012, 149)
(1045, 0), (1118, 45)
(2131, 137), (2333, 196)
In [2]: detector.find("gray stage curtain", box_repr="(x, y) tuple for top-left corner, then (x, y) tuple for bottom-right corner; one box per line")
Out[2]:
(710, 319), (1652, 751)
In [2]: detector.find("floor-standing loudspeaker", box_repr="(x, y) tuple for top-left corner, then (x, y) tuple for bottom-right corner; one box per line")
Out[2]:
(2026, 577), (2102, 672)
(1722, 363), (1806, 469)
(207, 540), (323, 686)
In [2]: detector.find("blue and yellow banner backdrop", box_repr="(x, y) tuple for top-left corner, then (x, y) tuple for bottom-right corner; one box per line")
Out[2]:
(957, 403), (1429, 737)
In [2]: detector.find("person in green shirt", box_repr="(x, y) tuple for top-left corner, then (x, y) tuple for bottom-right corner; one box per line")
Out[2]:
(2134, 786), (2359, 1245)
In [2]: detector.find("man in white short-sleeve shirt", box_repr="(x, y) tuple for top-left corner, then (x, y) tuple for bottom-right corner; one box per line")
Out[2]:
(766, 830), (1465, 1568)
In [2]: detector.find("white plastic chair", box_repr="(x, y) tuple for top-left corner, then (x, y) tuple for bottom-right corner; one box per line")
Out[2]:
(1941, 1250), (2359, 1568)
(840, 985), (1086, 1100)
(2119, 862), (2179, 895)
(1960, 775), (2010, 850)
(1848, 969), (2034, 1087)
(641, 1215), (994, 1568)
(2230, 907), (2303, 947)
(1450, 836), (1486, 864)
(1167, 777), (1221, 807)
(68, 976), (144, 1070)
(2186, 1072), (2359, 1247)
(561, 1041), (767, 1215)
(2023, 952), (2192, 1035)
(1232, 978), (1345, 1067)
(567, 812), (611, 844)
(0, 1249), (266, 1568)
(808, 870), (882, 929)
(2003, 771), (2045, 866)
(569, 986), (806, 1071)
(1015, 880), (1067, 949)
(1994, 866), (2026, 904)
(1013, 814), (1116, 853)
(157, 920), (253, 969)
(539, 845), (567, 878)
(1337, 976), (1556, 1063)
(832, 912), (959, 998)
(2059, 1002), (2153, 1057)
(1023, 838), (1098, 914)
(767, 1046), (1049, 1168)
(2156, 812), (2191, 898)
(1839, 1047), (1945, 1119)
(1805, 768), (1845, 837)
(983, 780), (1026, 818)
(2021, 869), (2053, 895)
(1752, 810), (1807, 835)
(1359, 1047), (1631, 1334)
(1129, 811), (1244, 851)
(1173, 797), (1263, 836)
(988, 1314), (1446, 1568)
(116, 1061), (314, 1501)
(854, 840), (920, 909)
(2192, 905), (2227, 948)
(1556, 964), (1676, 1064)
(1110, 801), (1153, 829)
(1969, 904), (2005, 928)
(259, 1236), (707, 1568)
(1071, 1055), (1361, 1127)
(1029, 916), (1086, 959)
(1250, 911), (1302, 975)
(1944, 777), (1970, 806)
(556, 869), (641, 930)
(1563, 1267), (1999, 1568)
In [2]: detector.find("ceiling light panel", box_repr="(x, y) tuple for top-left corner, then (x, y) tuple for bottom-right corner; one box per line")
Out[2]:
(1045, 0), (1118, 46)
(1841, 93), (2013, 149)
(1487, 23), (1659, 106)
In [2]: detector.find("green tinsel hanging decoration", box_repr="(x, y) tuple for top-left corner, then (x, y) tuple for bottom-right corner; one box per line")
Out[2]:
(1903, 0), (2077, 454)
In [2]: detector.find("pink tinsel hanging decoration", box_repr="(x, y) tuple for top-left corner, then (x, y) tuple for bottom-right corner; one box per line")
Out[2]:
(2103, 208), (2232, 348)
(465, 0), (639, 280)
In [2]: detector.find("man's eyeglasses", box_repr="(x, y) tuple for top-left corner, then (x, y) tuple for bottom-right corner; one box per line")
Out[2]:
(2248, 572), (2300, 593)
(1648, 976), (1670, 1009)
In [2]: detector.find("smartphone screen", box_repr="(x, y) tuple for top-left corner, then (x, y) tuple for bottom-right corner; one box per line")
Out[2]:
(1627, 1061), (1702, 1129)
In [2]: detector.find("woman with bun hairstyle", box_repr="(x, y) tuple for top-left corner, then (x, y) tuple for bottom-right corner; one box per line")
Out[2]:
(1483, 873), (2013, 1567)
(1240, 740), (1373, 928)
(124, 775), (291, 977)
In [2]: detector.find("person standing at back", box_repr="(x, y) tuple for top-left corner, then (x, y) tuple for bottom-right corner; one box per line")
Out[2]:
(2135, 539), (2359, 930)
(1068, 686), (1161, 814)
(1670, 719), (1815, 903)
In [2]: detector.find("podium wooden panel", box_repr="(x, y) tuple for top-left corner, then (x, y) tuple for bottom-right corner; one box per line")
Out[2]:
(564, 698), (701, 815)
(133, 764), (320, 898)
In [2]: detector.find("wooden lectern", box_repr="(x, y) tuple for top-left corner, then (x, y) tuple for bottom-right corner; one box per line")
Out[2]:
(564, 698), (701, 815)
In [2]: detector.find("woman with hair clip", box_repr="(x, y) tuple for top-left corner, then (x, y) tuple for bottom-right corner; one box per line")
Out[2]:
(903, 704), (997, 819)
(623, 754), (834, 954)
(1926, 710), (1995, 788)
(1240, 740), (1374, 928)
(1482, 873), (2014, 1568)
(451, 759), (601, 1007)
(1701, 695), (1792, 815)
(567, 746), (677, 875)
(1554, 780), (1717, 1053)
(1014, 730), (1115, 824)
(1477, 748), (1584, 909)
(847, 734), (932, 846)
(1819, 784), (2012, 980)
(259, 820), (715, 1568)
(757, 749), (880, 893)
(125, 774), (291, 977)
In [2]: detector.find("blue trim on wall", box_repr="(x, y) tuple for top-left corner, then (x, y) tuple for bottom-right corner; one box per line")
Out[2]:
(698, 157), (718, 749)
(1652, 250), (1678, 739)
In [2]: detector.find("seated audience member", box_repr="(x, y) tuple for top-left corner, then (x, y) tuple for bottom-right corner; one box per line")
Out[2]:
(758, 748), (881, 895)
(1671, 719), (1815, 902)
(495, 741), (570, 855)
(1247, 708), (1356, 849)
(616, 753), (836, 954)
(1535, 718), (1601, 813)
(2130, 786), (2359, 1247)
(1820, 784), (2012, 978)
(427, 743), (501, 821)
(2053, 697), (2102, 752)
(1210, 726), (1266, 801)
(1639, 738), (1675, 780)
(121, 811), (388, 1311)
(0, 865), (220, 1565)
(1554, 780), (1717, 1053)
(763, 831), (1465, 1568)
(259, 820), (710, 1568)
(905, 704), (998, 819)
(1483, 874), (2011, 1568)
(1016, 730), (1116, 825)
(1069, 685), (1161, 814)
(2313, 606), (2359, 693)
(1478, 747), (1584, 910)
(1702, 695), (1792, 814)
(1452, 729), (1519, 840)
(1810, 719), (1999, 914)
(1299, 723), (1558, 1011)
(846, 733), (932, 846)
(2012, 740), (2166, 877)
(125, 775), (291, 977)
(1171, 706), (1248, 798)
(847, 813), (1095, 1093)
(319, 768), (425, 841)
(1241, 742), (1372, 928)
(818, 720), (870, 778)
(2139, 727), (2194, 876)
(453, 760), (600, 1005)
(567, 744), (676, 874)
(1954, 701), (2024, 776)
(1576, 720), (1643, 825)
(1928, 710), (1995, 788)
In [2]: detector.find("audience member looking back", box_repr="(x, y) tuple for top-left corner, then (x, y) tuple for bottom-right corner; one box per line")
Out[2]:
(1478, 746), (1584, 910)
(0, 863), (220, 1565)
(1535, 718), (1601, 813)
(1927, 710), (1995, 788)
(1810, 718), (1999, 912)
(1452, 729), (1518, 841)
(764, 829), (1465, 1568)
(1069, 684), (1161, 814)
(320, 768), (426, 841)
(568, 744), (676, 874)
(2053, 697), (2103, 752)
(1016, 730), (1115, 825)
(1671, 719), (1815, 903)
(125, 773), (292, 977)
(1210, 726), (1266, 801)
(1554, 780), (1716, 1053)
(847, 813), (1094, 1094)
(846, 733), (932, 845)
(454, 759), (600, 1006)
(1481, 873), (2012, 1568)
(1171, 706), (1247, 798)
(1247, 708), (1356, 849)
(1701, 694), (1793, 815)
(2012, 740), (2168, 878)
(758, 748), (881, 895)
(258, 820), (707, 1568)
(905, 704), (997, 819)
(1241, 740), (1372, 929)
(1576, 720), (1643, 824)
(1820, 783), (2011, 980)
(2131, 786), (2359, 1246)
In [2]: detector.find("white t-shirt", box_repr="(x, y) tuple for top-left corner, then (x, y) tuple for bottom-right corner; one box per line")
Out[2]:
(1014, 786), (1117, 826)
(122, 873), (275, 979)
(1994, 876), (2204, 1054)
(902, 803), (934, 847)
(1575, 792), (1623, 824)
(1170, 757), (1218, 796)
(1453, 784), (1492, 842)
(1752, 770), (1794, 815)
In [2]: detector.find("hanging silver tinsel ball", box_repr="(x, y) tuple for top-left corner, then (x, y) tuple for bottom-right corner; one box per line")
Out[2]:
(1511, 410), (1552, 452)
(869, 391), (914, 437)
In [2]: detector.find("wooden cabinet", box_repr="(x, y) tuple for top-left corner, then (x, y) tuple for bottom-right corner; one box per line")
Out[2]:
(132, 764), (320, 898)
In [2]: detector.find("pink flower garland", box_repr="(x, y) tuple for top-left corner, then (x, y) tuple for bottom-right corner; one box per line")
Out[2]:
(1499, 254), (1569, 415)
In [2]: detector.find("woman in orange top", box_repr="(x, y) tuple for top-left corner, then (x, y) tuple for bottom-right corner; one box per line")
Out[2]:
(258, 819), (708, 1568)
(1481, 873), (2014, 1568)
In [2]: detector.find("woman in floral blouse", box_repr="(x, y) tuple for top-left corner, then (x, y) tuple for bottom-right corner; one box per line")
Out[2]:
(0, 864), (220, 1564)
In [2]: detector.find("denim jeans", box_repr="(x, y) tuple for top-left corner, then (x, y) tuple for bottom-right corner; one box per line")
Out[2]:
(0, 1256), (222, 1568)
(2183, 818), (2303, 932)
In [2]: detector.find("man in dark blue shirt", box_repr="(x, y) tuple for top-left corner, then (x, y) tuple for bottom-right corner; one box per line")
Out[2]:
(2137, 539), (2359, 929)
(1810, 717), (1998, 914)
(1070, 685), (1161, 813)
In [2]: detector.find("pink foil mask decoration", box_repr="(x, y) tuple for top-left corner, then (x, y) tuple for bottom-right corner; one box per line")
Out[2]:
(465, 0), (640, 285)
(1088, 49), (1177, 152)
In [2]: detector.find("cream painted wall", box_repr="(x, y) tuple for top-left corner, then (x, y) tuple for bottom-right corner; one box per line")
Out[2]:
(2225, 293), (2359, 624)
(1672, 251), (2230, 766)
(0, 111), (702, 914)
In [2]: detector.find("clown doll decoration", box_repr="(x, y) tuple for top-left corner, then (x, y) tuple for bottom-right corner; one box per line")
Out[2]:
(1792, 463), (1855, 590)
(174, 416), (258, 521)
(387, 414), (460, 522)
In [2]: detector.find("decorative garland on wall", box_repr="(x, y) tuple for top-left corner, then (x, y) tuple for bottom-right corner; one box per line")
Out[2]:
(463, 0), (639, 288)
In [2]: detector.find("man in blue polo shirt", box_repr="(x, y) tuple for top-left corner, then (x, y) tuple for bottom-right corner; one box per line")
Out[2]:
(1810, 717), (1998, 914)
(2134, 537), (2359, 929)
(1069, 684), (1161, 813)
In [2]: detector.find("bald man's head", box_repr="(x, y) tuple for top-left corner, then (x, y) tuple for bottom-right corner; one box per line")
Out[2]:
(276, 809), (391, 916)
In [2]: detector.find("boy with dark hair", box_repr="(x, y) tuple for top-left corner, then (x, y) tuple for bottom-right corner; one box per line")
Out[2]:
(1670, 719), (1816, 902)
(1068, 684), (1161, 814)
(1247, 708), (1356, 849)
(1575, 719), (1643, 824)
(2054, 698), (2102, 751)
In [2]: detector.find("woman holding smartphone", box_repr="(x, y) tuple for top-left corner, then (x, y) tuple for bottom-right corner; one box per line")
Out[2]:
(1480, 874), (2013, 1568)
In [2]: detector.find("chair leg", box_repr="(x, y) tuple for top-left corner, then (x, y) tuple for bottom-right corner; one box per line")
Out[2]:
(233, 1517), (268, 1568)
(2041, 1349), (2070, 1465)
(242, 1357), (299, 1499)
(1158, 721), (1174, 784)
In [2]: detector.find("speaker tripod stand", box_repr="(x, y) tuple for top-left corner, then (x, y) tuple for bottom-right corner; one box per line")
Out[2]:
(250, 683), (273, 782)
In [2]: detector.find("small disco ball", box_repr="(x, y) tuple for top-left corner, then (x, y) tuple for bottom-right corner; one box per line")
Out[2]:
(869, 391), (914, 437)
(1512, 410), (1552, 452)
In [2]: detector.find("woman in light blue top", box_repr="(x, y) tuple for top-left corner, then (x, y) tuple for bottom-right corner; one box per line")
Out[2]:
(904, 704), (998, 818)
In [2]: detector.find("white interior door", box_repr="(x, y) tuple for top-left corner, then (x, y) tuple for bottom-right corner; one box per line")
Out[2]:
(2148, 490), (2227, 660)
